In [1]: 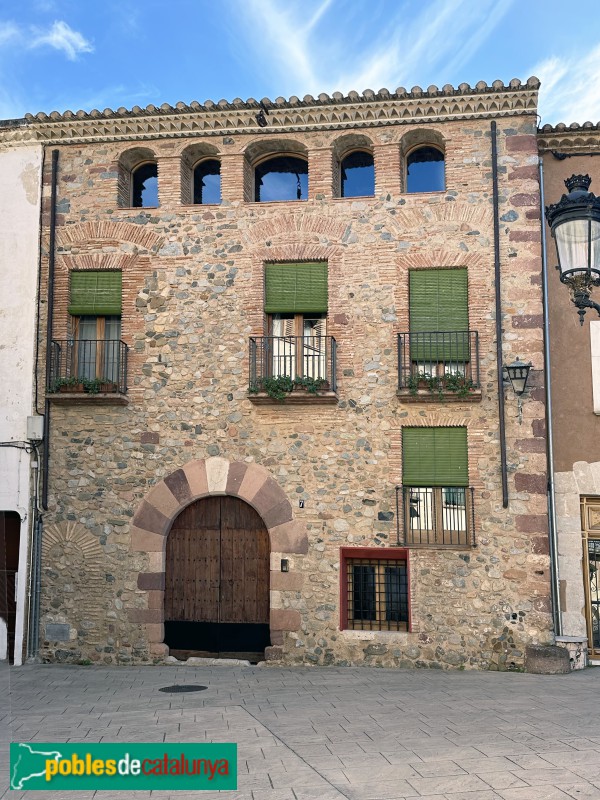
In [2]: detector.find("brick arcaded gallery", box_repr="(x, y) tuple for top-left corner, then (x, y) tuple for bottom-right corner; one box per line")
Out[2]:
(1, 77), (560, 669)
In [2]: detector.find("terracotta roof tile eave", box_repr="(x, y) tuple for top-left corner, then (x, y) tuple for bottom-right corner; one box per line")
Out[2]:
(22, 77), (540, 124)
(538, 121), (600, 133)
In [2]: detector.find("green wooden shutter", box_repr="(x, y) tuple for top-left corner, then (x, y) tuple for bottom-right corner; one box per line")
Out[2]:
(402, 427), (468, 486)
(69, 271), (122, 316)
(409, 269), (468, 360)
(265, 262), (328, 313)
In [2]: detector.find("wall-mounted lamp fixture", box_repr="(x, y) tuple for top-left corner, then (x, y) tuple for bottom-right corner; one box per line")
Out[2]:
(545, 174), (600, 326)
(504, 357), (532, 424)
(280, 559), (289, 573)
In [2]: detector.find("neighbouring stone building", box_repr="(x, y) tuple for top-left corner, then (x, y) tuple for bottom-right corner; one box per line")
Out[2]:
(539, 121), (600, 662)
(2, 76), (556, 669)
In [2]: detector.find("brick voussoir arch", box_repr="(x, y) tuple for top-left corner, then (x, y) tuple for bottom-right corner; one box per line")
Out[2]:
(129, 457), (306, 650)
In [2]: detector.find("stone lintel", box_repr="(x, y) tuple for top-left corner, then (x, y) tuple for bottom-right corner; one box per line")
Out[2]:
(163, 468), (192, 505)
(270, 571), (304, 591)
(145, 481), (180, 518)
(127, 608), (164, 624)
(269, 520), (309, 554)
(137, 572), (165, 590)
(130, 527), (166, 553)
(132, 501), (170, 536)
(206, 456), (230, 493)
(270, 609), (301, 632)
(183, 459), (208, 497)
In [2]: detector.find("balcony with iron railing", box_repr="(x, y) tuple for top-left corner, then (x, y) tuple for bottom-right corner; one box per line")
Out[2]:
(47, 339), (128, 404)
(397, 486), (476, 548)
(397, 331), (481, 402)
(248, 335), (337, 403)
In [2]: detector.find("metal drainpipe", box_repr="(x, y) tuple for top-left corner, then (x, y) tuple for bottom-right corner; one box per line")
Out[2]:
(27, 516), (43, 659)
(538, 156), (562, 636)
(491, 121), (509, 508)
(27, 444), (44, 660)
(42, 149), (59, 511)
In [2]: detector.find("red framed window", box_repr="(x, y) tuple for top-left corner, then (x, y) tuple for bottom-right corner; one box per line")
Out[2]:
(340, 547), (411, 632)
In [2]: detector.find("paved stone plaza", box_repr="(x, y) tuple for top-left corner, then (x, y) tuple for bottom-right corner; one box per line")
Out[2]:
(2, 663), (600, 799)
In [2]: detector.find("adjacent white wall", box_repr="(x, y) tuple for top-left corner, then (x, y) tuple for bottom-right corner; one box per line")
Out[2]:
(0, 142), (43, 664)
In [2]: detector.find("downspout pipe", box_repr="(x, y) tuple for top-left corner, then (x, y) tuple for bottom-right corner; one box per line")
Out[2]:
(42, 149), (59, 511)
(491, 121), (509, 508)
(538, 156), (562, 636)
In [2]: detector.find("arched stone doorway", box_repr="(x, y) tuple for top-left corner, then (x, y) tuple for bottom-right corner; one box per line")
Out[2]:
(164, 496), (270, 660)
(129, 457), (308, 661)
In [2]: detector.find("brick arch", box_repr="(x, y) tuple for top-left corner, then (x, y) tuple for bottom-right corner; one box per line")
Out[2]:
(129, 457), (307, 656)
(58, 221), (165, 252)
(243, 214), (348, 246)
(389, 203), (491, 233)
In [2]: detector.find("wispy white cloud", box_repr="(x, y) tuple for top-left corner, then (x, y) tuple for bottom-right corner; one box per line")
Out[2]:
(533, 45), (600, 125)
(241, 0), (319, 91)
(0, 21), (20, 46)
(235, 0), (515, 97)
(30, 20), (93, 60)
(34, 1), (59, 11)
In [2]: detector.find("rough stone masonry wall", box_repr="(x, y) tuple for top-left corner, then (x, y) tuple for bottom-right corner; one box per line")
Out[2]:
(38, 113), (553, 669)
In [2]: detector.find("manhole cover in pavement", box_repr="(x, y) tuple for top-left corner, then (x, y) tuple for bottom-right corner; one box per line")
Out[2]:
(159, 685), (208, 693)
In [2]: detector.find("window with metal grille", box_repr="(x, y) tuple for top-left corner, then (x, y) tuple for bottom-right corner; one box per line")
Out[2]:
(261, 261), (330, 383)
(401, 427), (474, 547)
(341, 549), (409, 632)
(67, 271), (124, 385)
(408, 268), (472, 377)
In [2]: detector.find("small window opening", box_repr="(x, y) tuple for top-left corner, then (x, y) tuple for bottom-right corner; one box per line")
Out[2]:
(406, 146), (445, 193)
(341, 151), (374, 197)
(255, 156), (308, 202)
(132, 162), (158, 207)
(193, 159), (221, 204)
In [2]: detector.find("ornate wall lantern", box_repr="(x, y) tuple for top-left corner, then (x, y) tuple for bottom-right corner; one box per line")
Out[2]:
(545, 174), (600, 325)
(504, 357), (532, 424)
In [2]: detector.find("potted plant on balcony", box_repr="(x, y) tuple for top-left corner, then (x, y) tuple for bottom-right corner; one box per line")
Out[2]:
(407, 371), (475, 400)
(249, 375), (329, 401)
(49, 376), (86, 393)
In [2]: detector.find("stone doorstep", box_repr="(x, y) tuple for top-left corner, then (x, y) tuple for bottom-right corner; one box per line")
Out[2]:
(164, 655), (251, 666)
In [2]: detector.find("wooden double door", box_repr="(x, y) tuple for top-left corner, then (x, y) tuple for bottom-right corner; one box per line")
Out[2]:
(164, 496), (270, 659)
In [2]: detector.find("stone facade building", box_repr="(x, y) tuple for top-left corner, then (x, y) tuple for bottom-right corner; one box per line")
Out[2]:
(539, 121), (600, 662)
(2, 76), (555, 668)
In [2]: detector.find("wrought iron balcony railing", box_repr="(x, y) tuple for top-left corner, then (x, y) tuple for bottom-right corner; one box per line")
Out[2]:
(397, 331), (480, 391)
(48, 339), (128, 394)
(398, 486), (475, 548)
(249, 335), (337, 393)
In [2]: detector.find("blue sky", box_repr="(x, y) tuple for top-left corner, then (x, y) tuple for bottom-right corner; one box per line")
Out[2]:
(1, 0), (599, 125)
